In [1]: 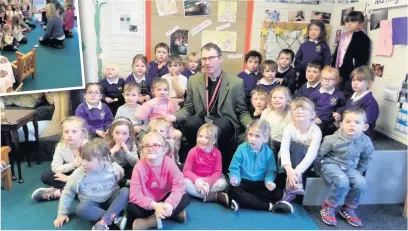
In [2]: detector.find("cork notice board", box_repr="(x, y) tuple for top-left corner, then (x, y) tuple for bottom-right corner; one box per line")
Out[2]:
(150, 1), (249, 74)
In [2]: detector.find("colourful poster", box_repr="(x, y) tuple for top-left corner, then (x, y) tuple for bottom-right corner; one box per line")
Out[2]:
(375, 20), (393, 56)
(217, 1), (237, 23)
(202, 30), (237, 52)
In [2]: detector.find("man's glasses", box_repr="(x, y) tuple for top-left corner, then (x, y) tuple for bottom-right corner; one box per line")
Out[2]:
(201, 55), (220, 62)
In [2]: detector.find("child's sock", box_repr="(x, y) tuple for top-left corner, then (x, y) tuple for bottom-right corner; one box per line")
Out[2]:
(269, 202), (273, 211)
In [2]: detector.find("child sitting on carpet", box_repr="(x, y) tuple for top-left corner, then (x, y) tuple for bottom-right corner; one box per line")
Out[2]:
(161, 55), (188, 104)
(31, 116), (89, 201)
(249, 87), (268, 120)
(256, 60), (280, 93)
(105, 117), (139, 187)
(127, 132), (190, 230)
(53, 139), (129, 230)
(183, 123), (229, 206)
(227, 119), (292, 214)
(126, 54), (151, 103)
(1, 24), (19, 51)
(12, 15), (27, 44)
(315, 108), (374, 227)
(277, 97), (322, 204)
(181, 52), (201, 79)
(147, 119), (181, 166)
(75, 83), (114, 139)
(99, 63), (126, 116)
(148, 42), (169, 79)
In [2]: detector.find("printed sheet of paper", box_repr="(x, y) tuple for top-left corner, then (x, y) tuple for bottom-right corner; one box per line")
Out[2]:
(376, 20), (393, 56)
(228, 54), (243, 59)
(216, 23), (232, 31)
(395, 109), (408, 134)
(217, 1), (237, 23)
(191, 19), (212, 36)
(112, 0), (144, 35)
(202, 30), (237, 52)
(155, 0), (178, 16)
(165, 25), (180, 37)
(392, 17), (408, 45)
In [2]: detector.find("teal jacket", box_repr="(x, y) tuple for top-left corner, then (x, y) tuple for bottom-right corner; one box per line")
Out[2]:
(229, 142), (276, 184)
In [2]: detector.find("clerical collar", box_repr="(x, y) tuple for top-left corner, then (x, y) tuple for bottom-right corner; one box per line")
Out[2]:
(208, 73), (221, 82)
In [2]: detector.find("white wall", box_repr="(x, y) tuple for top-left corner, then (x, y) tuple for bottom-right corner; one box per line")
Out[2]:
(251, 1), (408, 144)
(79, 0), (145, 82)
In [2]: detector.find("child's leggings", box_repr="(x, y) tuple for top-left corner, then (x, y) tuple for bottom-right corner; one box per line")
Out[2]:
(76, 187), (129, 225)
(126, 193), (190, 229)
(41, 170), (73, 189)
(184, 176), (228, 198)
(228, 179), (281, 211)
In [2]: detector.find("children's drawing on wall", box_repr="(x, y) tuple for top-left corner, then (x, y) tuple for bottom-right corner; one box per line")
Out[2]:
(341, 7), (354, 25)
(287, 10), (305, 22)
(398, 74), (408, 109)
(371, 63), (384, 78)
(311, 11), (331, 24)
(119, 15), (137, 33)
(170, 30), (188, 56)
(334, 29), (342, 44)
(217, 0), (237, 23)
(265, 9), (281, 22)
(112, 0), (143, 35)
(370, 9), (388, 30)
(155, 0), (178, 16)
(184, 0), (210, 16)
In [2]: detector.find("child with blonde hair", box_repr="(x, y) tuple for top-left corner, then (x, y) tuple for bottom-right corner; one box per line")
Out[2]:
(250, 87), (268, 120)
(99, 63), (126, 116)
(126, 54), (151, 103)
(338, 66), (379, 138)
(127, 132), (190, 230)
(278, 97), (322, 205)
(260, 86), (293, 159)
(39, 3), (65, 49)
(1, 24), (18, 51)
(311, 66), (345, 137)
(148, 118), (181, 166)
(106, 117), (139, 186)
(181, 52), (201, 79)
(53, 139), (129, 230)
(75, 83), (114, 139)
(183, 123), (228, 205)
(228, 119), (292, 213)
(161, 55), (188, 103)
(11, 15), (27, 44)
(32, 117), (89, 201)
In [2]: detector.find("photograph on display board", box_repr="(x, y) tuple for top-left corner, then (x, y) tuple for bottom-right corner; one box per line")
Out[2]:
(288, 10), (305, 22)
(334, 29), (342, 44)
(265, 9), (283, 22)
(184, 0), (210, 16)
(311, 11), (331, 24)
(170, 30), (189, 56)
(372, 63), (385, 78)
(340, 7), (354, 25)
(370, 9), (389, 30)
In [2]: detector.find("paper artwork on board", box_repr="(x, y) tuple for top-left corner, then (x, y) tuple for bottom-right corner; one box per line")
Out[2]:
(156, 0), (178, 16)
(216, 23), (232, 31)
(112, 1), (144, 35)
(395, 109), (408, 135)
(392, 17), (408, 45)
(191, 19), (212, 36)
(370, 9), (388, 30)
(217, 1), (237, 23)
(371, 63), (384, 77)
(375, 20), (393, 56)
(184, 0), (210, 16)
(170, 30), (189, 56)
(202, 30), (237, 52)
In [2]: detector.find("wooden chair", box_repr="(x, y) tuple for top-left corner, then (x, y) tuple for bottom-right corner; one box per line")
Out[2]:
(1, 146), (12, 190)
(10, 48), (36, 85)
(6, 83), (23, 93)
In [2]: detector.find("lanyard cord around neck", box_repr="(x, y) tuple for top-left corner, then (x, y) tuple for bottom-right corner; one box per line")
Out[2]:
(205, 74), (222, 116)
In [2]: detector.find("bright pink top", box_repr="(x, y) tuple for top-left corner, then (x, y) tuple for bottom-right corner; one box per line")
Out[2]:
(63, 9), (74, 31)
(136, 97), (179, 121)
(182, 146), (222, 185)
(129, 156), (185, 210)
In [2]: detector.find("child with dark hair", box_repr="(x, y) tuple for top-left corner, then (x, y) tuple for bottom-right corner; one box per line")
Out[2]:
(126, 54), (151, 103)
(276, 49), (297, 94)
(148, 42), (170, 79)
(256, 60), (280, 93)
(332, 11), (371, 99)
(238, 50), (263, 101)
(295, 21), (331, 88)
(297, 61), (322, 98)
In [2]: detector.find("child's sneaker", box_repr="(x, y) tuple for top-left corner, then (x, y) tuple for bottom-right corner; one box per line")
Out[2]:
(320, 206), (337, 226)
(230, 199), (239, 212)
(204, 192), (229, 207)
(114, 215), (127, 230)
(339, 206), (363, 227)
(31, 187), (60, 201)
(272, 201), (294, 214)
(291, 175), (305, 195)
(92, 220), (109, 230)
(171, 210), (187, 223)
(281, 188), (296, 203)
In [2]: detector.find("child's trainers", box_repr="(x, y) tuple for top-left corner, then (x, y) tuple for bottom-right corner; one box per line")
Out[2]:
(339, 206), (363, 227)
(272, 201), (294, 214)
(230, 199), (239, 212)
(320, 206), (337, 226)
(92, 221), (109, 230)
(31, 187), (59, 201)
(281, 188), (296, 203)
(114, 215), (127, 230)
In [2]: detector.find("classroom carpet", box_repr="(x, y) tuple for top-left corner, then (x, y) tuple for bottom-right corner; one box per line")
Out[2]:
(1, 162), (318, 230)
(1, 22), (83, 92)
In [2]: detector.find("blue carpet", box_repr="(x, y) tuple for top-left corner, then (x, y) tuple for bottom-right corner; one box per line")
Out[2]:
(1, 162), (318, 230)
(1, 22), (83, 92)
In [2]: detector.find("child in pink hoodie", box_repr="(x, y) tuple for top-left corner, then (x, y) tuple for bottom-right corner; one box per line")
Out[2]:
(183, 123), (229, 206)
(62, 1), (75, 38)
(127, 132), (190, 230)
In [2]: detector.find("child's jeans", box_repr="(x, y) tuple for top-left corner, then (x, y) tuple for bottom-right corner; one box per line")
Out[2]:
(321, 163), (366, 208)
(76, 187), (129, 225)
(184, 176), (227, 199)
